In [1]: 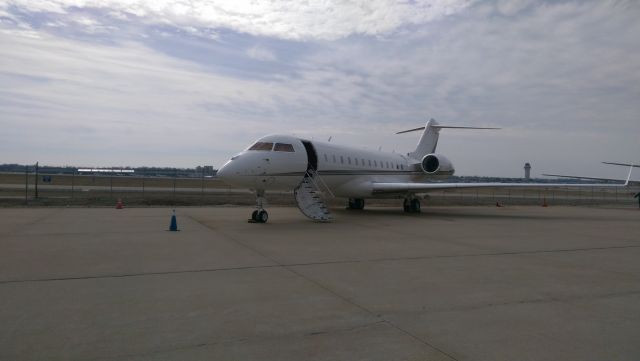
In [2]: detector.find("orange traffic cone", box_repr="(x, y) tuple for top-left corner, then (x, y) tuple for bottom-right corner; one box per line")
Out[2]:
(116, 198), (124, 209)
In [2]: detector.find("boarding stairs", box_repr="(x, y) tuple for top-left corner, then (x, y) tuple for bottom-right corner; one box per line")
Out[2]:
(294, 170), (333, 222)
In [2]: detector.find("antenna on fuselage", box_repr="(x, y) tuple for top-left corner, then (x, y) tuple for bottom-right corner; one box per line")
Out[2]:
(328, 136), (332, 142)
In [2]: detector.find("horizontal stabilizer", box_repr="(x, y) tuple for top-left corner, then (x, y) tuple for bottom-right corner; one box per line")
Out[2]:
(396, 125), (500, 134)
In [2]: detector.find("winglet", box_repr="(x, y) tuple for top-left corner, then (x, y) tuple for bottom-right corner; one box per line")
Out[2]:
(624, 165), (634, 186)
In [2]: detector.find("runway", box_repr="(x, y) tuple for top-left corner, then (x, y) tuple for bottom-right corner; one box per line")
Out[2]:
(1, 206), (639, 360)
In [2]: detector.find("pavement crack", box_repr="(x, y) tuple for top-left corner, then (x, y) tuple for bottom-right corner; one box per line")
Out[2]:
(2, 244), (639, 285)
(422, 289), (640, 314)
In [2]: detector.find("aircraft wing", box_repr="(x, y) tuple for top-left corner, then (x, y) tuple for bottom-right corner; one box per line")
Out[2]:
(371, 182), (622, 195)
(542, 173), (630, 183)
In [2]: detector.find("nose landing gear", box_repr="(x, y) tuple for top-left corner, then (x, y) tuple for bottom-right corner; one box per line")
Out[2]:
(249, 190), (269, 223)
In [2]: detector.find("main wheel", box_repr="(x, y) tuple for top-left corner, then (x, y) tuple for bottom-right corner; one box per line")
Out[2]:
(257, 210), (269, 223)
(403, 199), (411, 213)
(410, 199), (421, 213)
(251, 210), (259, 221)
(347, 198), (365, 210)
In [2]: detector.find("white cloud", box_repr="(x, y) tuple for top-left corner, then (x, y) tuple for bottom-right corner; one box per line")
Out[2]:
(1, 0), (639, 177)
(246, 45), (277, 62)
(495, 0), (533, 16)
(2, 0), (477, 40)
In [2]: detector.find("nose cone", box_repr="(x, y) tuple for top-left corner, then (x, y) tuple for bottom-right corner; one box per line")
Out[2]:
(216, 160), (232, 183)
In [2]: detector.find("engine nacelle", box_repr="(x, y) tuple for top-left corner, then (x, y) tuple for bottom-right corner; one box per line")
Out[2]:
(421, 153), (455, 175)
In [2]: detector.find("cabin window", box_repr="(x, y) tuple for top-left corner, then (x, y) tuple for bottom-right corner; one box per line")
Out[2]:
(401, 164), (404, 170)
(340, 156), (344, 164)
(324, 154), (328, 162)
(368, 160), (372, 167)
(374, 160), (377, 167)
(386, 161), (389, 169)
(348, 157), (351, 165)
(333, 155), (336, 163)
(248, 142), (273, 151)
(361, 159), (365, 166)
(274, 143), (295, 152)
(355, 158), (359, 166)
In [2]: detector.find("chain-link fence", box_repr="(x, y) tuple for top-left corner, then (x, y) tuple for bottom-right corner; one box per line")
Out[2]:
(1, 169), (638, 208)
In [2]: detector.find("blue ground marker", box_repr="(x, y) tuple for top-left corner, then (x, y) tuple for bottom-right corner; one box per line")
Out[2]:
(169, 209), (179, 231)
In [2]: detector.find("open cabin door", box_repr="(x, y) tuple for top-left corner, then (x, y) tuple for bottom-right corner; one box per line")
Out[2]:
(301, 140), (318, 172)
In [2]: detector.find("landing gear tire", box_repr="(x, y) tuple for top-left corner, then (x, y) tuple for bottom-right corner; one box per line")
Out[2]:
(250, 209), (269, 223)
(403, 198), (421, 213)
(257, 210), (269, 223)
(347, 198), (365, 210)
(411, 199), (421, 213)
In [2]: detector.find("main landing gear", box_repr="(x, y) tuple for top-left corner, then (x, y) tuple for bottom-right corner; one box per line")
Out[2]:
(249, 190), (269, 223)
(403, 197), (421, 213)
(347, 198), (365, 210)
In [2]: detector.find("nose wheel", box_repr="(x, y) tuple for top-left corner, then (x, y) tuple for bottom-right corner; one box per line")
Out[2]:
(251, 209), (269, 223)
(249, 190), (269, 223)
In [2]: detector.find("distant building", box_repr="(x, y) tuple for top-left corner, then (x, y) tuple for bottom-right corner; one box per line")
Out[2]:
(524, 162), (531, 180)
(77, 168), (135, 175)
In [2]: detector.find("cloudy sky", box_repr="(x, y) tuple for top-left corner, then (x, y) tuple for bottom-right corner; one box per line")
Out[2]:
(1, 0), (638, 178)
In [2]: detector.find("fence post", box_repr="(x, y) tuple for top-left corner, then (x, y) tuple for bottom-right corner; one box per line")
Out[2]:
(24, 165), (29, 205)
(201, 166), (205, 196)
(173, 168), (177, 203)
(35, 162), (39, 199)
(71, 170), (75, 200)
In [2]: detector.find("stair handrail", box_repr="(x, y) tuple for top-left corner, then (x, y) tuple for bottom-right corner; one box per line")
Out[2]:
(306, 168), (335, 198)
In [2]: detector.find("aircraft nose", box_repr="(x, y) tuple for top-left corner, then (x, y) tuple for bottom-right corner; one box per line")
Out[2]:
(216, 161), (231, 180)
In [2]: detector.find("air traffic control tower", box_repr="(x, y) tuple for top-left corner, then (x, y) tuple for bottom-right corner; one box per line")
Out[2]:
(524, 162), (531, 180)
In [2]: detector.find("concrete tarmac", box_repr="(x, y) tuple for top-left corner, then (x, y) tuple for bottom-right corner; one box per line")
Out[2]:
(1, 205), (639, 361)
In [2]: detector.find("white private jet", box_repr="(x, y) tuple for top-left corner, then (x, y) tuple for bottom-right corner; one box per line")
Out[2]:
(216, 119), (633, 223)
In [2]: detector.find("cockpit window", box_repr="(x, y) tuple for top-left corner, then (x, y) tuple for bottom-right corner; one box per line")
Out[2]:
(248, 142), (273, 151)
(274, 143), (295, 152)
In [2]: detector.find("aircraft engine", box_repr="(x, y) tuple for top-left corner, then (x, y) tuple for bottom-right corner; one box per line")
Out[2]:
(421, 153), (455, 175)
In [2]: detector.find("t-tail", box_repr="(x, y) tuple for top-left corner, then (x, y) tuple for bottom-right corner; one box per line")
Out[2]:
(396, 118), (500, 160)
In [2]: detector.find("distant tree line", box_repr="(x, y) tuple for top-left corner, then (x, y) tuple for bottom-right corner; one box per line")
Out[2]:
(0, 164), (217, 177)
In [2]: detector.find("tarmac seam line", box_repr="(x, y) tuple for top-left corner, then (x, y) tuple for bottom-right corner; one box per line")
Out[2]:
(86, 320), (390, 361)
(1, 244), (639, 285)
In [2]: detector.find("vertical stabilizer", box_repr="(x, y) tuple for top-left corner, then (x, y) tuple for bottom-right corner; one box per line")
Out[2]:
(408, 119), (440, 160)
(396, 119), (499, 160)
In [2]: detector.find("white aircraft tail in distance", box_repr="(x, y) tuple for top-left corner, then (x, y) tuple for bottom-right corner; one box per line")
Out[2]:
(216, 119), (632, 223)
